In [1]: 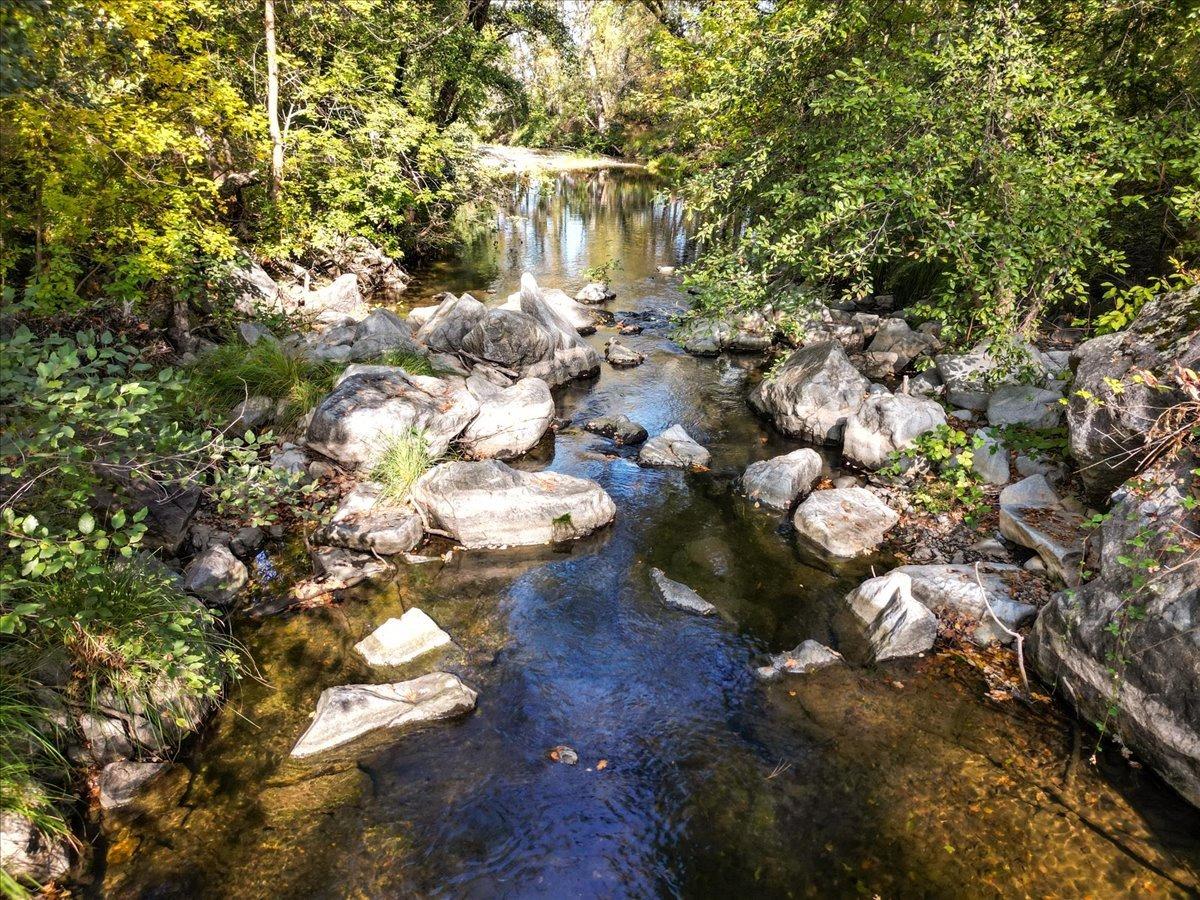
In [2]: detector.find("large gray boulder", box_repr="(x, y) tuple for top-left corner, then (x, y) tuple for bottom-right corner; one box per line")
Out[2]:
(416, 293), (488, 353)
(650, 568), (717, 616)
(749, 342), (869, 444)
(506, 287), (603, 335)
(411, 460), (616, 549)
(638, 425), (711, 468)
(935, 338), (1052, 411)
(986, 384), (1064, 430)
(892, 563), (1035, 645)
(998, 476), (1084, 585)
(1066, 285), (1200, 503)
(741, 448), (822, 510)
(516, 273), (603, 385)
(290, 672), (477, 758)
(306, 368), (480, 468)
(971, 428), (1011, 485)
(314, 482), (424, 555)
(1032, 450), (1200, 808)
(348, 308), (426, 361)
(461, 308), (558, 369)
(305, 273), (370, 324)
(459, 374), (553, 460)
(842, 393), (947, 469)
(792, 488), (898, 558)
(841, 571), (938, 661)
(862, 318), (941, 378)
(584, 415), (648, 446)
(183, 544), (247, 608)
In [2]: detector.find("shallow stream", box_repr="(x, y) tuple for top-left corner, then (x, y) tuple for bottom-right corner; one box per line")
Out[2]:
(102, 172), (1200, 898)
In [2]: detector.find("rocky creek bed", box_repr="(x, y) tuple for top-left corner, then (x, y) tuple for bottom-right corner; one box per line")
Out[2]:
(94, 173), (1200, 897)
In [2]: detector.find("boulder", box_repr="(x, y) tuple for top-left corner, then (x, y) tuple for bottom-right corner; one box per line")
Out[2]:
(229, 395), (273, 433)
(459, 375), (554, 459)
(516, 274), (603, 385)
(998, 476), (1085, 585)
(410, 460), (616, 549)
(584, 415), (648, 446)
(461, 308), (558, 368)
(986, 384), (1064, 430)
(406, 304), (440, 330)
(348, 308), (426, 361)
(314, 482), (424, 555)
(416, 293), (488, 354)
(935, 338), (1052, 411)
(638, 425), (711, 468)
(862, 319), (941, 377)
(506, 288), (603, 335)
(270, 443), (310, 475)
(354, 608), (452, 666)
(891, 563), (1035, 645)
(321, 236), (410, 304)
(792, 488), (898, 558)
(842, 571), (938, 661)
(1032, 450), (1200, 808)
(756, 640), (844, 680)
(99, 761), (168, 810)
(238, 321), (276, 347)
(650, 568), (717, 616)
(311, 547), (392, 584)
(0, 812), (70, 886)
(290, 672), (477, 758)
(675, 318), (730, 356)
(575, 282), (615, 304)
(842, 393), (947, 469)
(1066, 284), (1200, 503)
(183, 544), (248, 608)
(604, 338), (645, 367)
(305, 273), (370, 324)
(725, 311), (774, 352)
(305, 368), (480, 468)
(230, 260), (287, 317)
(971, 428), (1011, 486)
(748, 343), (869, 444)
(741, 448), (823, 510)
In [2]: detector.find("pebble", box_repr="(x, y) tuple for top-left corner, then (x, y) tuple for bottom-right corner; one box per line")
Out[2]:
(549, 745), (578, 765)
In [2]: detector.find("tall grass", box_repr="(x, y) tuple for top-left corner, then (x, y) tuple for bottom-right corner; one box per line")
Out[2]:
(377, 349), (436, 376)
(371, 429), (436, 503)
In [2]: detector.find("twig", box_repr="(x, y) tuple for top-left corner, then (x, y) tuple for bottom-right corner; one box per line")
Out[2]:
(974, 561), (1030, 695)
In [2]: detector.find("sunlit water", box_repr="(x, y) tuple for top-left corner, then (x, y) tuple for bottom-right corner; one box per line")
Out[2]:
(102, 172), (1200, 898)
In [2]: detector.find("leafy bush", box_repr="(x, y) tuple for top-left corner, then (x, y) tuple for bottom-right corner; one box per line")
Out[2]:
(371, 430), (436, 504)
(880, 425), (986, 515)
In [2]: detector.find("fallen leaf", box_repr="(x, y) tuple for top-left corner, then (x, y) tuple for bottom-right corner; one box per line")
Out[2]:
(596, 759), (608, 771)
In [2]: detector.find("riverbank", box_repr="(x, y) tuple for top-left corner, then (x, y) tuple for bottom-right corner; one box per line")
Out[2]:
(478, 144), (646, 173)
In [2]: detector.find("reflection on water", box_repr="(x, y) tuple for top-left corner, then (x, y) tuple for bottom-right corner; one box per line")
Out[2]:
(102, 172), (1200, 898)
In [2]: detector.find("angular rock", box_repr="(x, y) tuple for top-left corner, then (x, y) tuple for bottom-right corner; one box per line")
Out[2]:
(183, 544), (248, 608)
(229, 395), (273, 433)
(416, 293), (488, 354)
(892, 563), (1035, 645)
(584, 415), (648, 446)
(459, 375), (554, 460)
(410, 460), (616, 549)
(1032, 450), (1200, 807)
(741, 448), (822, 510)
(230, 525), (265, 558)
(971, 428), (1011, 486)
(354, 608), (452, 666)
(986, 384), (1064, 430)
(843, 571), (937, 661)
(638, 425), (711, 468)
(305, 368), (480, 468)
(998, 476), (1085, 585)
(0, 812), (70, 886)
(757, 639), (844, 680)
(507, 288), (603, 335)
(270, 443), (310, 475)
(516, 274), (603, 385)
(238, 321), (276, 347)
(935, 338), (1052, 411)
(315, 482), (424, 555)
(675, 318), (730, 356)
(461, 308), (557, 368)
(575, 282), (615, 304)
(305, 273), (369, 324)
(311, 547), (392, 585)
(406, 304), (440, 330)
(348, 308), (425, 361)
(99, 761), (168, 810)
(792, 488), (898, 558)
(749, 343), (869, 444)
(862, 319), (941, 377)
(650, 568), (717, 616)
(604, 338), (645, 367)
(842, 393), (947, 469)
(1066, 284), (1200, 503)
(290, 672), (477, 758)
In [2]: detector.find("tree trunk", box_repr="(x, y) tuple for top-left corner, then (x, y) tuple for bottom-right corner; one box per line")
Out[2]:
(265, 0), (283, 199)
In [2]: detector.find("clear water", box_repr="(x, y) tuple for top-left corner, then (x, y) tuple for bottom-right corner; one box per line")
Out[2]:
(102, 172), (1200, 898)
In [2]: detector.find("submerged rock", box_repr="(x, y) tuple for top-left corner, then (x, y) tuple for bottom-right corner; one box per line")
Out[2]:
(842, 571), (937, 661)
(99, 761), (168, 810)
(290, 672), (477, 758)
(410, 460), (616, 549)
(354, 608), (452, 667)
(311, 547), (392, 585)
(741, 448), (822, 510)
(584, 414), (648, 446)
(459, 375), (554, 460)
(792, 488), (898, 558)
(842, 393), (946, 469)
(756, 640), (844, 681)
(183, 544), (247, 608)
(314, 482), (423, 555)
(998, 475), (1084, 585)
(650, 568), (717, 616)
(638, 424), (711, 468)
(892, 563), (1035, 645)
(749, 342), (869, 444)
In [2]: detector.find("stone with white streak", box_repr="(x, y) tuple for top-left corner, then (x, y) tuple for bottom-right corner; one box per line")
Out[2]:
(650, 568), (717, 616)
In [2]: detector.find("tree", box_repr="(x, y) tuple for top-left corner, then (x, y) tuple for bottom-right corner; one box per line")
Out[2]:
(265, 0), (283, 200)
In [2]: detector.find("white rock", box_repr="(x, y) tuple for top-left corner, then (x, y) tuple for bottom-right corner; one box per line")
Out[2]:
(306, 273), (369, 324)
(971, 428), (1011, 486)
(354, 609), (452, 666)
(749, 342), (869, 444)
(998, 475), (1085, 585)
(758, 640), (844, 680)
(459, 375), (554, 459)
(792, 488), (899, 557)
(575, 281), (615, 304)
(891, 563), (1035, 645)
(650, 568), (717, 616)
(604, 338), (645, 367)
(842, 393), (946, 469)
(290, 672), (477, 758)
(638, 424), (711, 468)
(741, 449), (823, 510)
(183, 544), (247, 608)
(843, 572), (937, 661)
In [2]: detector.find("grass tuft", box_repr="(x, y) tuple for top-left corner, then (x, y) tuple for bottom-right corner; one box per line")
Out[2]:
(377, 350), (436, 376)
(371, 429), (436, 503)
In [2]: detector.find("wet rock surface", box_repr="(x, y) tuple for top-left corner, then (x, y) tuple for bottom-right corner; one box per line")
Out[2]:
(638, 424), (711, 468)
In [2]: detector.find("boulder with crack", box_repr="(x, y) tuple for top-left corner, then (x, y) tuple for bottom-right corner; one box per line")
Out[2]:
(842, 393), (947, 469)
(638, 424), (711, 468)
(411, 460), (616, 549)
(183, 544), (248, 609)
(862, 318), (941, 378)
(792, 488), (898, 558)
(416, 293), (488, 354)
(841, 571), (937, 661)
(749, 342), (869, 444)
(348, 308), (426, 361)
(741, 448), (822, 510)
(935, 338), (1053, 411)
(459, 374), (554, 460)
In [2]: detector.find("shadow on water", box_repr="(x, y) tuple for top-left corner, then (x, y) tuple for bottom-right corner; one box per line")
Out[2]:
(101, 171), (1200, 899)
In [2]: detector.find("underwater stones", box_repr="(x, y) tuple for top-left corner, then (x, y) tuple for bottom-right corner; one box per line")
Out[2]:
(842, 393), (947, 469)
(649, 568), (717, 616)
(756, 640), (844, 681)
(638, 424), (711, 468)
(354, 608), (452, 667)
(891, 563), (1035, 645)
(986, 384), (1064, 430)
(99, 761), (168, 810)
(741, 448), (822, 510)
(183, 544), (248, 608)
(315, 482), (424, 555)
(290, 672), (477, 758)
(459, 375), (554, 460)
(305, 368), (480, 468)
(575, 281), (615, 304)
(998, 475), (1085, 585)
(584, 414), (648, 446)
(410, 460), (616, 549)
(748, 342), (869, 444)
(843, 571), (937, 661)
(792, 488), (899, 558)
(604, 338), (645, 367)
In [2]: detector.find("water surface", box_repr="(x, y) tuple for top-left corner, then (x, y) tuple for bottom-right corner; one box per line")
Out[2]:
(103, 172), (1200, 898)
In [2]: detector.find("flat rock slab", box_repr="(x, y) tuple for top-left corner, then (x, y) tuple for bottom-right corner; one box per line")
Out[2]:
(999, 475), (1084, 585)
(354, 608), (452, 666)
(99, 761), (168, 810)
(741, 448), (822, 510)
(843, 571), (937, 661)
(792, 488), (899, 558)
(638, 424), (711, 468)
(891, 563), (1035, 645)
(585, 415), (648, 446)
(411, 459), (616, 549)
(757, 639), (843, 681)
(650, 568), (717, 616)
(291, 672), (477, 758)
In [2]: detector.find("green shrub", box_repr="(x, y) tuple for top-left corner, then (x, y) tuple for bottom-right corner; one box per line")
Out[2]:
(371, 430), (436, 503)
(880, 425), (986, 516)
